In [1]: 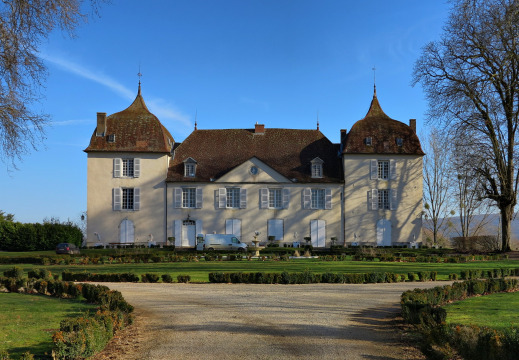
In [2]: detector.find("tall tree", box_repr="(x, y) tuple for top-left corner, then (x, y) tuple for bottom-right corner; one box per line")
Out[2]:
(422, 128), (453, 246)
(450, 135), (492, 238)
(413, 0), (519, 251)
(0, 0), (103, 164)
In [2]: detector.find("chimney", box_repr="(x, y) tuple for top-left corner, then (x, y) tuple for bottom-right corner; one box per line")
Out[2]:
(340, 129), (347, 142)
(254, 123), (265, 134)
(409, 119), (416, 132)
(96, 112), (107, 136)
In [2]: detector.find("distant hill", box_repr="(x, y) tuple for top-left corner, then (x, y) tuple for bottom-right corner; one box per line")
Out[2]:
(424, 213), (519, 250)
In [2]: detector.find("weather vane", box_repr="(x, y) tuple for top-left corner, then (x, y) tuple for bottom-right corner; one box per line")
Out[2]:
(372, 66), (377, 94)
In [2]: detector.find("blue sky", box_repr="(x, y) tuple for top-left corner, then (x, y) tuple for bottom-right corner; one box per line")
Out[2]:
(1, 0), (450, 224)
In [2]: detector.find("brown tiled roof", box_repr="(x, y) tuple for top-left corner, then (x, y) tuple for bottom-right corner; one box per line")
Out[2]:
(343, 92), (424, 155)
(167, 128), (342, 182)
(84, 87), (174, 153)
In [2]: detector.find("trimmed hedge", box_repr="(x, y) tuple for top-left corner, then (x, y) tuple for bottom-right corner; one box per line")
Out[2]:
(62, 271), (140, 282)
(208, 271), (408, 284)
(401, 278), (519, 359)
(0, 276), (133, 359)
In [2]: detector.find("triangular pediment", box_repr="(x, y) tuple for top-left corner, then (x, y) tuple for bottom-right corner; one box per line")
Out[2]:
(215, 157), (291, 183)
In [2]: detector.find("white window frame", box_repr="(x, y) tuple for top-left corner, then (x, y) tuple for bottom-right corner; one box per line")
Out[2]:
(378, 160), (389, 180)
(182, 188), (196, 208)
(184, 163), (195, 177)
(226, 188), (241, 208)
(268, 188), (282, 209)
(123, 159), (134, 177)
(310, 157), (324, 178)
(370, 189), (396, 211)
(114, 187), (140, 211)
(311, 189), (325, 209)
(183, 157), (197, 177)
(378, 189), (390, 210)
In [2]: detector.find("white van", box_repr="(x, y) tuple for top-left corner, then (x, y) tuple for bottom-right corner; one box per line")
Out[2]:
(196, 234), (248, 252)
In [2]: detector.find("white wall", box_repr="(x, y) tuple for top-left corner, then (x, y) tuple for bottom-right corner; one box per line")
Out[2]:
(86, 152), (170, 246)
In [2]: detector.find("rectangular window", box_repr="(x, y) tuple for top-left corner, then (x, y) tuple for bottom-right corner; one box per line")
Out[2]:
(378, 189), (390, 210)
(122, 188), (134, 210)
(311, 189), (325, 209)
(311, 164), (322, 178)
(182, 188), (196, 208)
(123, 159), (134, 177)
(378, 160), (389, 180)
(185, 163), (195, 177)
(269, 189), (282, 209)
(226, 188), (241, 208)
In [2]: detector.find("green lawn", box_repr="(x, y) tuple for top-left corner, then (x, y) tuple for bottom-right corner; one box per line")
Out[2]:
(1, 258), (517, 282)
(0, 293), (97, 358)
(443, 291), (519, 331)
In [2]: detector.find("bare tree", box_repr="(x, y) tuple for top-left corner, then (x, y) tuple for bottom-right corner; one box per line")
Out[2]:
(422, 127), (454, 245)
(0, 0), (104, 164)
(450, 133), (493, 238)
(413, 0), (519, 251)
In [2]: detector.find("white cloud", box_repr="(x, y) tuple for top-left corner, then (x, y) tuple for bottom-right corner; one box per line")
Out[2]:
(41, 53), (193, 134)
(41, 53), (135, 100)
(47, 119), (91, 127)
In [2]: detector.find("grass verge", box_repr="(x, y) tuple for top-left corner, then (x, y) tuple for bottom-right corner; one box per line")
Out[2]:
(1, 258), (517, 282)
(0, 293), (97, 358)
(443, 291), (519, 331)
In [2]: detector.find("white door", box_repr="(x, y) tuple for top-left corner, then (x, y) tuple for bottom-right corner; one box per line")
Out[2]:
(377, 219), (391, 246)
(120, 219), (134, 244)
(267, 219), (284, 241)
(182, 220), (196, 247)
(310, 220), (326, 248)
(225, 219), (242, 240)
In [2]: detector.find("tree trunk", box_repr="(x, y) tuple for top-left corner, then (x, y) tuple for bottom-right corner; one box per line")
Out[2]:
(500, 205), (513, 252)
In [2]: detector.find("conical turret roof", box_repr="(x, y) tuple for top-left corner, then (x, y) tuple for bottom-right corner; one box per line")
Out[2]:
(85, 84), (174, 153)
(343, 89), (424, 155)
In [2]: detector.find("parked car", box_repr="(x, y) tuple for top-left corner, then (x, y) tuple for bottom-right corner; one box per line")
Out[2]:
(55, 243), (80, 255)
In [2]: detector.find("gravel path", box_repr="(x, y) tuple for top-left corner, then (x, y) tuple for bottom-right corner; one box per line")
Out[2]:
(93, 282), (445, 360)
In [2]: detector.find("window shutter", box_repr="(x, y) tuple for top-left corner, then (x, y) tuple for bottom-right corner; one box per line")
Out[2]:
(174, 188), (182, 208)
(195, 220), (203, 236)
(282, 188), (290, 209)
(260, 188), (268, 209)
(218, 188), (227, 209)
(390, 159), (396, 180)
(113, 188), (122, 211)
(174, 220), (182, 247)
(134, 188), (140, 210)
(303, 188), (311, 209)
(134, 158), (141, 178)
(371, 189), (379, 210)
(325, 189), (332, 210)
(113, 158), (122, 178)
(196, 188), (203, 209)
(390, 189), (397, 210)
(370, 159), (378, 180)
(240, 188), (247, 209)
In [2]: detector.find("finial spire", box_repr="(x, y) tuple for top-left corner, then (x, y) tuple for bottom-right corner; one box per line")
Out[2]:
(372, 66), (377, 96)
(317, 111), (320, 130)
(194, 109), (198, 130)
(137, 64), (142, 95)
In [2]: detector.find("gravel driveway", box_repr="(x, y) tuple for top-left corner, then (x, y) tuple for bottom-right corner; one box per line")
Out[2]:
(93, 282), (443, 360)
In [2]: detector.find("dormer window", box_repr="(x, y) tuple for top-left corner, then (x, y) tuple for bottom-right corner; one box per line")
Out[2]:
(311, 157), (324, 178)
(108, 134), (116, 143)
(183, 157), (197, 177)
(396, 137), (403, 146)
(365, 137), (372, 146)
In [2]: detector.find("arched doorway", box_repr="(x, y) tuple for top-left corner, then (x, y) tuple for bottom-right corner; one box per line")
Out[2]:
(376, 219), (391, 247)
(120, 219), (135, 244)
